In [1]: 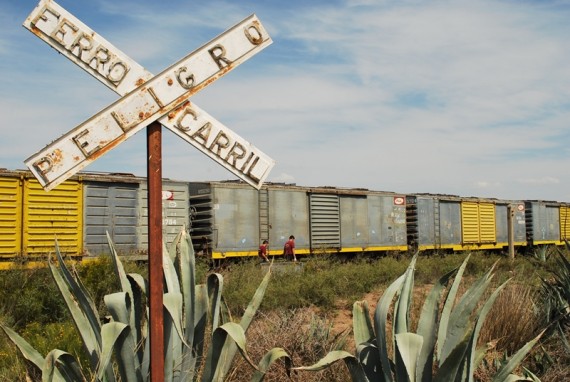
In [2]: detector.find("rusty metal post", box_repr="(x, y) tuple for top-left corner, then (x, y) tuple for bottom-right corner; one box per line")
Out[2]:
(147, 121), (164, 381)
(508, 205), (515, 260)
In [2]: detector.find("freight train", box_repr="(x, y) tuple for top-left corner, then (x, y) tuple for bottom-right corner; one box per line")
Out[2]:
(1, 168), (569, 268)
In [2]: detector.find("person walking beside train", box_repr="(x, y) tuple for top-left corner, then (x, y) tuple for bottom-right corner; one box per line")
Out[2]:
(258, 240), (269, 262)
(284, 235), (297, 262)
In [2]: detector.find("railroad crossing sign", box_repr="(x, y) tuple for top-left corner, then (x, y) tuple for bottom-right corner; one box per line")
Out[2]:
(24, 0), (273, 191)
(23, 1), (273, 380)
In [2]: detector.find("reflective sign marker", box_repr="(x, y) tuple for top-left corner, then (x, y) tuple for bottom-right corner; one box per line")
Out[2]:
(24, 7), (272, 191)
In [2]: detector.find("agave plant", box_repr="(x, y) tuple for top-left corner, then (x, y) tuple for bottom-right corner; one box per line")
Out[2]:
(539, 241), (570, 352)
(295, 254), (544, 381)
(1, 227), (289, 381)
(531, 246), (551, 264)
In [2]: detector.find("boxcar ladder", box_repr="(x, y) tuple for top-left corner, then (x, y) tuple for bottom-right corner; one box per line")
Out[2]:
(433, 198), (441, 250)
(259, 188), (270, 243)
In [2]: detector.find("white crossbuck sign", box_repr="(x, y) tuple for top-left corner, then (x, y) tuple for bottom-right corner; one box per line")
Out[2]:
(24, 0), (274, 191)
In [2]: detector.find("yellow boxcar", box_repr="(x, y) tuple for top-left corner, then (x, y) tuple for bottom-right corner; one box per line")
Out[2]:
(461, 201), (498, 250)
(0, 173), (23, 259)
(559, 204), (570, 242)
(23, 177), (83, 257)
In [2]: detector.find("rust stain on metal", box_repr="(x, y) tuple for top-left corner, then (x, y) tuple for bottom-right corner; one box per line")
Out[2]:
(135, 78), (147, 87)
(167, 101), (191, 120)
(30, 28), (41, 38)
(51, 149), (64, 165)
(167, 78), (173, 86)
(89, 137), (125, 159)
(98, 139), (110, 146)
(147, 121), (165, 381)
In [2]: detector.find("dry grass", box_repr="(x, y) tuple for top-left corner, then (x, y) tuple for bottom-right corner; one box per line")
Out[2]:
(226, 308), (351, 382)
(478, 282), (543, 353)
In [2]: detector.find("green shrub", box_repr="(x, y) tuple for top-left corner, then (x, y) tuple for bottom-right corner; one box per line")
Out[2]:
(0, 267), (68, 329)
(20, 322), (85, 365)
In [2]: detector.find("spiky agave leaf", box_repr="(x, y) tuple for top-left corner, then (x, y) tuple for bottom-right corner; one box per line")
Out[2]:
(491, 330), (545, 382)
(394, 333), (423, 382)
(201, 322), (257, 382)
(106, 232), (133, 299)
(415, 267), (458, 382)
(540, 259), (570, 353)
(207, 273), (224, 332)
(125, 272), (148, 360)
(392, 256), (419, 382)
(435, 260), (500, 381)
(174, 228), (198, 381)
(141, 306), (151, 380)
(395, 255), (418, 336)
(104, 292), (141, 382)
(220, 296), (233, 324)
(161, 247), (182, 381)
(520, 366), (542, 382)
(355, 342), (382, 382)
(218, 266), (273, 378)
(95, 322), (130, 382)
(163, 241), (180, 294)
(49, 241), (102, 373)
(0, 324), (47, 372)
(463, 279), (511, 382)
(353, 300), (374, 347)
(352, 299), (380, 381)
(437, 254), (471, 364)
(163, 292), (185, 381)
(294, 350), (368, 381)
(106, 232), (146, 360)
(192, 283), (210, 374)
(43, 349), (86, 382)
(374, 273), (406, 382)
(439, 260), (497, 365)
(250, 348), (292, 382)
(167, 226), (184, 263)
(433, 337), (471, 382)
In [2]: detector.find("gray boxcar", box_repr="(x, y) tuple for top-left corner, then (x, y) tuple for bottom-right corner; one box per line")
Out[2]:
(188, 181), (407, 259)
(407, 194), (526, 252)
(138, 179), (190, 251)
(525, 200), (565, 245)
(83, 173), (142, 256)
(188, 181), (262, 258)
(83, 173), (190, 257)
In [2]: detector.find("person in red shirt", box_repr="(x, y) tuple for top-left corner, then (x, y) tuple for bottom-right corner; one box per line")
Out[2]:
(283, 235), (297, 262)
(258, 240), (269, 262)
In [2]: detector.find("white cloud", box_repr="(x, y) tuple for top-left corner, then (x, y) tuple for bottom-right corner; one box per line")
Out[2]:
(517, 177), (560, 185)
(2, 0), (570, 202)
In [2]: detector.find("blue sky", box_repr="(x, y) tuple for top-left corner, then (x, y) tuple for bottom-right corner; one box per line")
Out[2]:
(1, 0), (570, 201)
